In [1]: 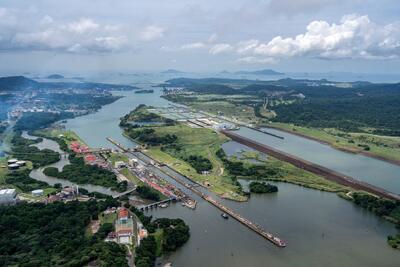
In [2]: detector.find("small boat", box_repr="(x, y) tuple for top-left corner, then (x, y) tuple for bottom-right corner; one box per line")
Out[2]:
(221, 213), (229, 219)
(159, 203), (169, 208)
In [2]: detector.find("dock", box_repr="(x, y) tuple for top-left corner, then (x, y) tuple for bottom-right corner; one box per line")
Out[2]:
(169, 175), (287, 247)
(107, 136), (287, 248)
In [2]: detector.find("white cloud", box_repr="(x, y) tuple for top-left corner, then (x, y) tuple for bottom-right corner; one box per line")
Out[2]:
(236, 39), (260, 54)
(139, 25), (165, 41)
(66, 18), (99, 34)
(247, 14), (400, 60)
(0, 9), (129, 53)
(209, 43), (233, 55)
(180, 42), (205, 50)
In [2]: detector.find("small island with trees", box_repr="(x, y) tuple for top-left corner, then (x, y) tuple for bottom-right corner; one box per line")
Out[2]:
(249, 181), (278, 194)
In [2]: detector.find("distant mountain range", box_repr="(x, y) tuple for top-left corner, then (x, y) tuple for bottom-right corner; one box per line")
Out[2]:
(222, 69), (284, 75)
(0, 76), (137, 92)
(47, 74), (64, 79)
(161, 69), (185, 74)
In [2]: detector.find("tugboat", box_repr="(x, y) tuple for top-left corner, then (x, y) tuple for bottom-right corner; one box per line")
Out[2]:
(221, 213), (229, 219)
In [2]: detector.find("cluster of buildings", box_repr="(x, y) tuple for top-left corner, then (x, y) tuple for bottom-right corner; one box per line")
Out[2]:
(70, 141), (109, 168)
(45, 186), (79, 203)
(70, 142), (90, 153)
(7, 158), (26, 170)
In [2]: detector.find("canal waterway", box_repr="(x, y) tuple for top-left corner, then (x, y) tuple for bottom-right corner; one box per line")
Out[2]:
(60, 84), (400, 267)
(236, 127), (400, 194)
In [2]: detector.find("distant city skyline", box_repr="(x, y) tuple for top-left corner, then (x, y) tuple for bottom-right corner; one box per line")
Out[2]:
(0, 0), (400, 74)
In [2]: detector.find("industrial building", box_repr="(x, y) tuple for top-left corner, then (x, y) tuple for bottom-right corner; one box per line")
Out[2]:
(32, 189), (44, 197)
(0, 189), (18, 205)
(7, 163), (20, 170)
(7, 159), (18, 165)
(7, 158), (27, 170)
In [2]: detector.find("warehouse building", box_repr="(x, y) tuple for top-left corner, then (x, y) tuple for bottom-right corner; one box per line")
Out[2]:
(0, 189), (18, 205)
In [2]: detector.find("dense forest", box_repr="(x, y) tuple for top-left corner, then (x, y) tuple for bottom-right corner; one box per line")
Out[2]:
(43, 154), (127, 192)
(351, 192), (400, 221)
(127, 128), (177, 146)
(120, 105), (175, 128)
(0, 199), (128, 267)
(271, 95), (400, 134)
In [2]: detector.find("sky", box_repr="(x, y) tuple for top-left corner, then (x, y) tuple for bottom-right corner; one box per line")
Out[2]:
(0, 0), (400, 74)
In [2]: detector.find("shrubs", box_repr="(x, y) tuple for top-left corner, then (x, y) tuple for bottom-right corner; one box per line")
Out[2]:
(136, 185), (161, 201)
(185, 155), (212, 174)
(249, 181), (278, 193)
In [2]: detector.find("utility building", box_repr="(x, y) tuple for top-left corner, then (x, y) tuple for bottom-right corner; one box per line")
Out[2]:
(0, 189), (18, 205)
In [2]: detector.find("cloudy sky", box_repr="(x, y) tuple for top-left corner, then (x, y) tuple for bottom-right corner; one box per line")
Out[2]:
(0, 0), (400, 74)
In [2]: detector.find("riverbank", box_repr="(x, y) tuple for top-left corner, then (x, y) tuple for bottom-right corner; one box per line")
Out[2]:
(266, 123), (400, 166)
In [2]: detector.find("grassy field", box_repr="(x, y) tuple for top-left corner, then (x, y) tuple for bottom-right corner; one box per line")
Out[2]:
(100, 212), (117, 225)
(239, 151), (348, 192)
(34, 128), (87, 146)
(108, 153), (129, 166)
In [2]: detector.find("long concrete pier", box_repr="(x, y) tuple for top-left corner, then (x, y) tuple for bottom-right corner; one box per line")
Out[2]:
(221, 130), (400, 201)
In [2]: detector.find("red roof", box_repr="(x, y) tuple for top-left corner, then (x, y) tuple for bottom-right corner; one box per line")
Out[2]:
(117, 229), (132, 236)
(118, 208), (129, 219)
(85, 154), (96, 161)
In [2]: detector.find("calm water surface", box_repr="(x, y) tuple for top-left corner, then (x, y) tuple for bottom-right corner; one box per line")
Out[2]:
(236, 127), (400, 194)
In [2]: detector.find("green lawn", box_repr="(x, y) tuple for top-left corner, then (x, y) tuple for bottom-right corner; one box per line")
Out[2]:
(100, 212), (117, 225)
(152, 229), (164, 257)
(120, 168), (143, 186)
(34, 128), (88, 146)
(109, 153), (129, 165)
